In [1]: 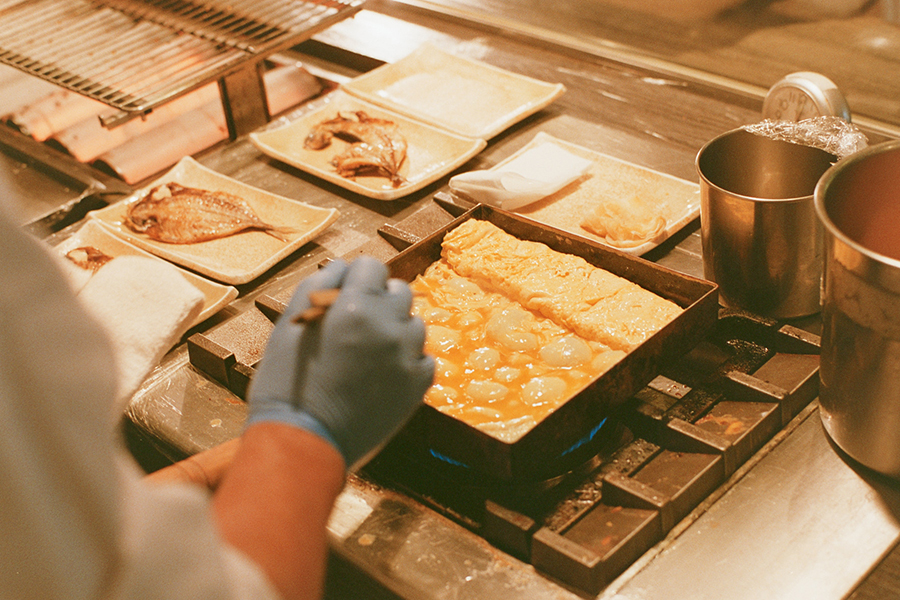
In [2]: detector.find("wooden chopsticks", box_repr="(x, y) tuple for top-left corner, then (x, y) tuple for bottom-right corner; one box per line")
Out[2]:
(291, 288), (341, 324)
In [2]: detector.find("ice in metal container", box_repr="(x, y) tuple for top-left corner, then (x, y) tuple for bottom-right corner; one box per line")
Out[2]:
(386, 205), (719, 481)
(697, 128), (837, 318)
(815, 140), (900, 477)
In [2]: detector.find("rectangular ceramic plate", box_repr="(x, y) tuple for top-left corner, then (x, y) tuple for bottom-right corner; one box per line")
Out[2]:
(497, 132), (701, 255)
(250, 91), (487, 201)
(89, 156), (339, 284)
(55, 220), (238, 327)
(343, 43), (566, 140)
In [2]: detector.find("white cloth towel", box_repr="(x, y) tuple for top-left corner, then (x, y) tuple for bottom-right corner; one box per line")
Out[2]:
(449, 140), (593, 210)
(75, 255), (205, 409)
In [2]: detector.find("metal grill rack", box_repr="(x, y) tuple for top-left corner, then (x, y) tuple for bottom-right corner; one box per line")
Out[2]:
(0, 0), (363, 136)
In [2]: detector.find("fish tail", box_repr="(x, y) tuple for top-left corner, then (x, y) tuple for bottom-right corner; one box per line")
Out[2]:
(263, 225), (297, 242)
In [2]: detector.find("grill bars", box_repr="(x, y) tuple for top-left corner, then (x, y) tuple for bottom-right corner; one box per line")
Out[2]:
(0, 0), (362, 124)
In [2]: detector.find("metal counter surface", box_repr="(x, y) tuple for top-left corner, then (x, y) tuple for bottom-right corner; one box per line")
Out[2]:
(324, 404), (900, 600)
(607, 406), (900, 600)
(11, 4), (900, 599)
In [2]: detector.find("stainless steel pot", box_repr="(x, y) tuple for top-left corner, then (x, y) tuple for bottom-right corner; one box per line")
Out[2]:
(697, 128), (837, 318)
(815, 139), (900, 477)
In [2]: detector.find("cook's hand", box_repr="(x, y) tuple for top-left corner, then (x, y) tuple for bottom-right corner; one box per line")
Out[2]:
(246, 257), (434, 468)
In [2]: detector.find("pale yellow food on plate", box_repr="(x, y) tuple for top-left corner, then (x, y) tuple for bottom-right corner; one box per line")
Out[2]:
(441, 219), (683, 352)
(505, 132), (701, 254)
(411, 259), (625, 443)
(579, 194), (668, 248)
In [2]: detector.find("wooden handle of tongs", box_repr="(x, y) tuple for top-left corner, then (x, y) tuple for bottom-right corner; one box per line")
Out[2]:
(145, 437), (241, 490)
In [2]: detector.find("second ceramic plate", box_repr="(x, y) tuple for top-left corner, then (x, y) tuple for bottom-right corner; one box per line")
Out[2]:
(343, 43), (566, 140)
(498, 133), (701, 255)
(250, 92), (487, 201)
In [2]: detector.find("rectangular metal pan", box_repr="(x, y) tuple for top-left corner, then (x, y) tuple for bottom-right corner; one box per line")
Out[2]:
(386, 204), (719, 482)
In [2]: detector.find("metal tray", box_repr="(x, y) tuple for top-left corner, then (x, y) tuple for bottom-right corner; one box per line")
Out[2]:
(0, 125), (129, 233)
(386, 205), (719, 482)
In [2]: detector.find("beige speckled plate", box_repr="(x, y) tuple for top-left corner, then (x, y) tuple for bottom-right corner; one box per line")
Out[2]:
(501, 133), (701, 255)
(55, 220), (238, 327)
(90, 157), (339, 284)
(343, 43), (566, 140)
(250, 91), (487, 201)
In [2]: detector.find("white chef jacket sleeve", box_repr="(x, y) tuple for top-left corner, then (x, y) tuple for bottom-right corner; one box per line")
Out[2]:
(0, 209), (281, 600)
(109, 459), (283, 600)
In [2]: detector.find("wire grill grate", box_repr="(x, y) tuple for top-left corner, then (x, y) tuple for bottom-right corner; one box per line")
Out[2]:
(0, 0), (362, 118)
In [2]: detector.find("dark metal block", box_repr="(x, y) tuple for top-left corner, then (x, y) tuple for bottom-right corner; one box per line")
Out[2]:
(752, 352), (820, 423)
(483, 500), (538, 561)
(723, 351), (820, 427)
(694, 400), (781, 467)
(662, 418), (733, 472)
(532, 528), (605, 594)
(432, 191), (476, 216)
(256, 292), (288, 322)
(187, 308), (274, 396)
(776, 323), (821, 351)
(533, 503), (661, 595)
(187, 333), (235, 387)
(602, 471), (671, 530)
(390, 200), (458, 240)
(229, 363), (257, 399)
(378, 224), (420, 251)
(603, 446), (723, 534)
(631, 449), (724, 529)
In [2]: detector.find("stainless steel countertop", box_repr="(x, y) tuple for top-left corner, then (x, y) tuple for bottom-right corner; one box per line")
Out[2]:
(325, 403), (900, 600)
(608, 405), (900, 600)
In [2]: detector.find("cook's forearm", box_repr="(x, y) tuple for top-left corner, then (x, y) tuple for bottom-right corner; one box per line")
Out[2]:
(212, 423), (346, 600)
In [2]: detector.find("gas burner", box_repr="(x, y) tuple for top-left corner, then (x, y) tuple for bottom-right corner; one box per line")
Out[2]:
(361, 414), (631, 531)
(359, 311), (822, 595)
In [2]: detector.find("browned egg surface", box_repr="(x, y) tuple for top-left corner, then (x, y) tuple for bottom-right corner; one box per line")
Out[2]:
(411, 260), (625, 443)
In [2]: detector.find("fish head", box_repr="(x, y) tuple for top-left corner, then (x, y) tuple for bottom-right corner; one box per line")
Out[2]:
(124, 197), (160, 233)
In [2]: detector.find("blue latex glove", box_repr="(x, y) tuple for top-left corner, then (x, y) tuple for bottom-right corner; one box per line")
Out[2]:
(245, 256), (434, 468)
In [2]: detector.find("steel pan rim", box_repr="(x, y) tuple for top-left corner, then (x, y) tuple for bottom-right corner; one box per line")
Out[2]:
(814, 138), (900, 271)
(696, 127), (831, 204)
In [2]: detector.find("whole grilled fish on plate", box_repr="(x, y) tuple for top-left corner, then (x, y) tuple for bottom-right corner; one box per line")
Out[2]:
(125, 183), (293, 244)
(89, 156), (340, 285)
(249, 91), (486, 201)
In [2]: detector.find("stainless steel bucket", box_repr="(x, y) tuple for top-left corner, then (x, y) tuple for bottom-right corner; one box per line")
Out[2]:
(815, 140), (900, 477)
(697, 128), (837, 318)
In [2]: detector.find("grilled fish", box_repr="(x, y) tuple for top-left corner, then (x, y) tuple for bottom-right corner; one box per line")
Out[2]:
(305, 111), (407, 187)
(66, 246), (114, 271)
(125, 183), (291, 244)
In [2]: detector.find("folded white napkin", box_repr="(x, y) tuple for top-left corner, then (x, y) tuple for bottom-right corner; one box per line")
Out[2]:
(75, 255), (205, 409)
(450, 141), (593, 210)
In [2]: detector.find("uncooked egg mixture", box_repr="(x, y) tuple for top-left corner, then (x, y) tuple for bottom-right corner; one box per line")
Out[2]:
(410, 220), (681, 443)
